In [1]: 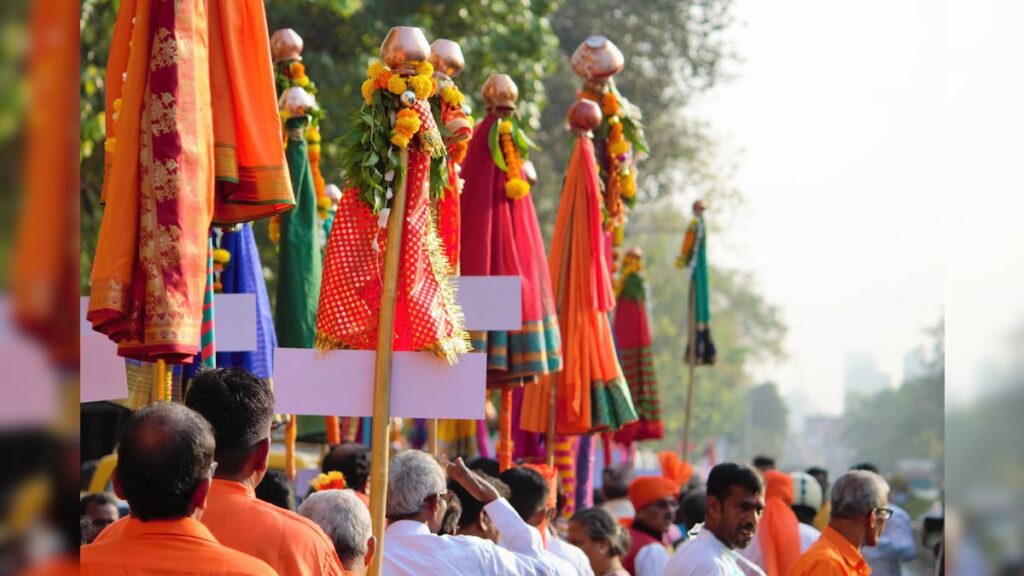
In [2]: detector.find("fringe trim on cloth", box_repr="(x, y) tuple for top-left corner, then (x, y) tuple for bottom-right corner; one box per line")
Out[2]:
(422, 214), (471, 364)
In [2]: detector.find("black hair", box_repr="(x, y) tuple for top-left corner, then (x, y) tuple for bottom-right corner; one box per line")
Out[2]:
(321, 442), (371, 492)
(850, 462), (880, 474)
(570, 507), (632, 556)
(706, 462), (764, 503)
(184, 368), (274, 477)
(806, 467), (829, 492)
(601, 464), (634, 499)
(255, 469), (296, 511)
(792, 504), (817, 525)
(449, 473), (510, 529)
(752, 455), (776, 470)
(467, 457), (500, 479)
(499, 467), (550, 522)
(438, 491), (462, 535)
(79, 492), (117, 517)
(678, 488), (708, 529)
(116, 403), (215, 521)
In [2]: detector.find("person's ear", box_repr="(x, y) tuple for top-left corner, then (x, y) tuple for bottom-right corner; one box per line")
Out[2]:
(480, 510), (496, 539)
(253, 437), (271, 473)
(545, 506), (557, 523)
(364, 535), (376, 567)
(112, 467), (126, 500)
(189, 475), (212, 518)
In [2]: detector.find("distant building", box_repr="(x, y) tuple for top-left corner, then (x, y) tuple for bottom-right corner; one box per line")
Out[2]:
(843, 351), (891, 407)
(783, 414), (854, 477)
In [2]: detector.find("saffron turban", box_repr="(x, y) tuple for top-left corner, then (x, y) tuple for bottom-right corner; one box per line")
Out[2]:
(628, 476), (679, 511)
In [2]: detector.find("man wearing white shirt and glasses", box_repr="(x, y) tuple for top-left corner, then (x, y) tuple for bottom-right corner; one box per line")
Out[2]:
(381, 451), (554, 576)
(664, 462), (767, 576)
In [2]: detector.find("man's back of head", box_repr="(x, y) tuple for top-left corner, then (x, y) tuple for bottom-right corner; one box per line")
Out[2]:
(255, 469), (296, 511)
(499, 466), (550, 526)
(752, 455), (776, 472)
(602, 464), (634, 501)
(387, 450), (446, 521)
(184, 368), (274, 479)
(115, 402), (215, 521)
(300, 489), (375, 574)
(321, 441), (371, 493)
(448, 472), (510, 541)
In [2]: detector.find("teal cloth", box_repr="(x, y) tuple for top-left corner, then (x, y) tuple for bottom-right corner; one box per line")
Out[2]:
(275, 118), (322, 348)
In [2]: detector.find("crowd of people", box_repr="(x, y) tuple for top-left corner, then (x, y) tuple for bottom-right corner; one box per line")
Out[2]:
(79, 367), (923, 575)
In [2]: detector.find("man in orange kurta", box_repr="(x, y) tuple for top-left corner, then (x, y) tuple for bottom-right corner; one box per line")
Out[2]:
(789, 470), (892, 576)
(185, 368), (345, 576)
(82, 403), (276, 575)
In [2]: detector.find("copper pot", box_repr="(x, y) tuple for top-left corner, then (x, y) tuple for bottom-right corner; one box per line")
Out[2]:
(380, 26), (431, 75)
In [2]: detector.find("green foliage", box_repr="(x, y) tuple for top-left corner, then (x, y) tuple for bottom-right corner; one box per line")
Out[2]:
(843, 321), (945, 473)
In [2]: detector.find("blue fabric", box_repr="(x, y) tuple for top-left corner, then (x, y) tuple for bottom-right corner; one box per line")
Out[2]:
(861, 503), (917, 576)
(216, 224), (278, 379)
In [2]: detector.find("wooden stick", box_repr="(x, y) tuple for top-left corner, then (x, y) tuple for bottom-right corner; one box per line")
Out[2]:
(366, 147), (410, 576)
(498, 388), (513, 471)
(156, 359), (170, 402)
(426, 418), (438, 455)
(682, 283), (697, 461)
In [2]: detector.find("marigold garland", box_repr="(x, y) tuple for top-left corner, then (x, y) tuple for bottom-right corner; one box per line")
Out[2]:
(310, 470), (347, 492)
(498, 120), (530, 200)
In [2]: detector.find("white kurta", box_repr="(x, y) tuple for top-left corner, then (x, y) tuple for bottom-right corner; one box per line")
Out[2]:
(382, 498), (553, 576)
(633, 541), (671, 576)
(547, 535), (595, 576)
(664, 525), (766, 576)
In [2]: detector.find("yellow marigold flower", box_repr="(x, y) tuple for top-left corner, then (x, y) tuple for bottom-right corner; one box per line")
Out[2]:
(213, 248), (232, 264)
(409, 75), (433, 100)
(391, 132), (411, 148)
(293, 76), (310, 88)
(367, 61), (386, 79)
(361, 78), (377, 105)
(621, 174), (636, 198)
(416, 61), (434, 76)
(498, 120), (513, 135)
(441, 86), (464, 107)
(317, 196), (333, 211)
(505, 178), (530, 200)
(387, 74), (407, 95)
(104, 137), (117, 152)
(609, 139), (630, 158)
(113, 98), (123, 112)
(306, 125), (321, 142)
(268, 217), (281, 244)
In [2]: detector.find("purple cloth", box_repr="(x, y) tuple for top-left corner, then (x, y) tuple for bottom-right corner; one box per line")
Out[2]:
(575, 434), (595, 510)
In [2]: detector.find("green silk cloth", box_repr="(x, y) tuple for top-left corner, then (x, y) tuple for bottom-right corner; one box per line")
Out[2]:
(275, 117), (322, 349)
(691, 215), (711, 324)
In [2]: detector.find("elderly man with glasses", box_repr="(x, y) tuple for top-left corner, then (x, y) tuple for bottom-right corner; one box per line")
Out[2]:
(790, 470), (893, 576)
(381, 450), (553, 576)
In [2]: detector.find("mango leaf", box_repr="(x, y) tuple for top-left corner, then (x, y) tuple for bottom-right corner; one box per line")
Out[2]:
(488, 120), (507, 172)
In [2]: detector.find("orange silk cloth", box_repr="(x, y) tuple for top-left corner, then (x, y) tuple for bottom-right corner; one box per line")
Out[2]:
(316, 100), (468, 362)
(82, 516), (277, 575)
(436, 91), (473, 272)
(201, 479), (345, 576)
(87, 0), (292, 363)
(520, 136), (631, 434)
(759, 470), (803, 576)
(788, 526), (872, 576)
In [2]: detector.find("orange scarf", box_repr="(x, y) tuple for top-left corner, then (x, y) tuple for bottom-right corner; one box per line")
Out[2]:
(759, 470), (802, 576)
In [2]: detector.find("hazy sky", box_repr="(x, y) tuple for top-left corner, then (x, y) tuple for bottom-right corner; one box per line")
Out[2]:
(690, 0), (1023, 414)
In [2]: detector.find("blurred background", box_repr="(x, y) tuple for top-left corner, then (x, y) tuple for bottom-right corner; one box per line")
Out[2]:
(0, 0), (1021, 573)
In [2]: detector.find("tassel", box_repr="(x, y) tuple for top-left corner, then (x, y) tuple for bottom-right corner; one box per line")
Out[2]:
(498, 389), (513, 471)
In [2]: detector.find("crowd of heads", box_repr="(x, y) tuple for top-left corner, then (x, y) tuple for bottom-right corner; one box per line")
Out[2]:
(81, 365), (906, 576)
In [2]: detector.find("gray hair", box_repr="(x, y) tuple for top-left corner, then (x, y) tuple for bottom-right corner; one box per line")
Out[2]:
(387, 450), (446, 517)
(829, 470), (889, 519)
(298, 489), (371, 563)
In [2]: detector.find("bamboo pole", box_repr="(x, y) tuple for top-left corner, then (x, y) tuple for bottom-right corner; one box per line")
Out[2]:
(498, 388), (513, 471)
(682, 283), (697, 461)
(366, 147), (410, 576)
(426, 418), (438, 455)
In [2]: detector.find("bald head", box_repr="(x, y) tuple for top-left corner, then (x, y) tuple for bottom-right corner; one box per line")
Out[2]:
(115, 402), (215, 521)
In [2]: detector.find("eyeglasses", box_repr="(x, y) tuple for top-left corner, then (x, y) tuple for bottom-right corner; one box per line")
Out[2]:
(873, 507), (893, 521)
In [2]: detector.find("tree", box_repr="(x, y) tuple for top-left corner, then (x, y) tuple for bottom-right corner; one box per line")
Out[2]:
(842, 319), (945, 472)
(745, 382), (788, 460)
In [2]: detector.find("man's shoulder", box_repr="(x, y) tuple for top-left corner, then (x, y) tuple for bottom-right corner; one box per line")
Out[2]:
(789, 551), (845, 576)
(81, 532), (278, 576)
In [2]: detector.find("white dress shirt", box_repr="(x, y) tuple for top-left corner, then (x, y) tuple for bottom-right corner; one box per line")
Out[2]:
(546, 535), (595, 576)
(382, 498), (553, 576)
(665, 525), (766, 576)
(633, 540), (671, 576)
